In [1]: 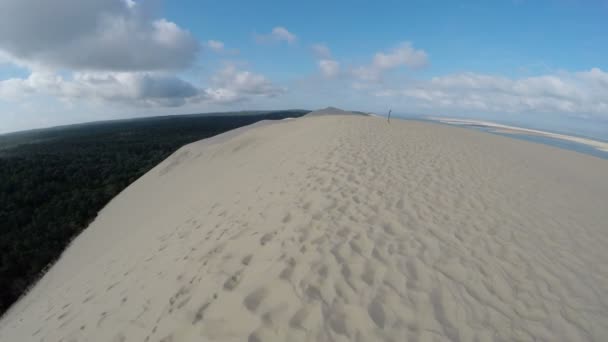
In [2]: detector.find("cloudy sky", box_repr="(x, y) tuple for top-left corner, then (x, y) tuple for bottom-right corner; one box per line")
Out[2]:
(1, 0), (607, 137)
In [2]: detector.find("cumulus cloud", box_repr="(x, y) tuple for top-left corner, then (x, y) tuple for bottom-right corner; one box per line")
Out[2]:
(271, 27), (297, 44)
(311, 44), (332, 59)
(205, 40), (239, 55)
(375, 68), (608, 118)
(255, 27), (297, 45)
(318, 60), (341, 78)
(207, 40), (225, 52)
(353, 42), (428, 82)
(204, 65), (285, 103)
(579, 68), (608, 87)
(0, 66), (285, 107)
(0, 71), (200, 107)
(0, 0), (199, 71)
(0, 72), (59, 99)
(311, 44), (341, 79)
(69, 72), (200, 107)
(311, 41), (427, 82)
(373, 42), (428, 69)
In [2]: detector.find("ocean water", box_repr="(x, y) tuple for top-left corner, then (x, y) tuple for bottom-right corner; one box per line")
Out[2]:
(404, 116), (608, 160)
(478, 127), (608, 160)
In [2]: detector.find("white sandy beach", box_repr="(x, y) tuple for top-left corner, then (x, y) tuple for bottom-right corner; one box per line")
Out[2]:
(431, 117), (608, 153)
(1, 113), (608, 341)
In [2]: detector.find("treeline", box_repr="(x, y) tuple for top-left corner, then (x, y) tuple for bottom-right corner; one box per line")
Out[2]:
(0, 110), (308, 316)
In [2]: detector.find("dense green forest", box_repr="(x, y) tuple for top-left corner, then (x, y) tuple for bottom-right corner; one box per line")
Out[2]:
(0, 110), (308, 316)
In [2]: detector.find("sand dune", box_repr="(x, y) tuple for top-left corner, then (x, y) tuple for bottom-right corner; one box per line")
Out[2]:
(305, 107), (369, 117)
(1, 115), (608, 341)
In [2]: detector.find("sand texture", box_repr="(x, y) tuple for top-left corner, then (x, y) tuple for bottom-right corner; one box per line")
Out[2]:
(1, 115), (608, 342)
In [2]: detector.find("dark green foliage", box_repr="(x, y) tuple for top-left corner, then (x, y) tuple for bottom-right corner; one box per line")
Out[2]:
(0, 110), (308, 316)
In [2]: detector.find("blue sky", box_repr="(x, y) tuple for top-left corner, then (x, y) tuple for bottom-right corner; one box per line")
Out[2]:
(1, 0), (607, 137)
(169, 0), (608, 75)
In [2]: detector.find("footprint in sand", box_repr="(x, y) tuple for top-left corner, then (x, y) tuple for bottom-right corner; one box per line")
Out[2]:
(260, 232), (274, 246)
(242, 254), (253, 265)
(244, 288), (268, 312)
(223, 271), (242, 291)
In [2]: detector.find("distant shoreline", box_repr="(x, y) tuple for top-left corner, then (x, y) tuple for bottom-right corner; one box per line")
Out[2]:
(428, 117), (608, 157)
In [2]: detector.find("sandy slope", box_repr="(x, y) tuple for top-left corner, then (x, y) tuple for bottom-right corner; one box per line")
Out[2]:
(2, 115), (608, 342)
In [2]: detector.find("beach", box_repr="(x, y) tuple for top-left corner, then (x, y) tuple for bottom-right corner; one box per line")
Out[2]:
(431, 117), (608, 153)
(1, 114), (607, 341)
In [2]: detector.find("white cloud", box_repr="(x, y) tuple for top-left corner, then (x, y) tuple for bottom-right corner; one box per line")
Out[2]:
(70, 72), (200, 107)
(311, 44), (341, 79)
(311, 41), (428, 82)
(0, 72), (54, 99)
(0, 0), (199, 71)
(207, 40), (225, 52)
(372, 42), (428, 69)
(204, 65), (285, 103)
(0, 4), (288, 131)
(271, 27), (297, 44)
(0, 71), (200, 107)
(255, 26), (297, 45)
(311, 44), (332, 59)
(579, 67), (608, 87)
(123, 0), (136, 9)
(205, 40), (239, 55)
(0, 66), (285, 107)
(353, 42), (428, 82)
(318, 60), (341, 78)
(375, 68), (608, 118)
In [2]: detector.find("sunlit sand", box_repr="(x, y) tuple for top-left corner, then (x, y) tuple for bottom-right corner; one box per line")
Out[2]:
(2, 112), (607, 341)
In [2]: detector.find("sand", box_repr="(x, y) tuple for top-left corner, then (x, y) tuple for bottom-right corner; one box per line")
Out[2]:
(1, 114), (608, 342)
(431, 117), (608, 153)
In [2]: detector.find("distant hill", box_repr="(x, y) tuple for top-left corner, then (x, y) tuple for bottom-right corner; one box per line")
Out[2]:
(305, 106), (370, 117)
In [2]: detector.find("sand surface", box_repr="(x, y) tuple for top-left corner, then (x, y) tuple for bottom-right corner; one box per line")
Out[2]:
(2, 115), (608, 342)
